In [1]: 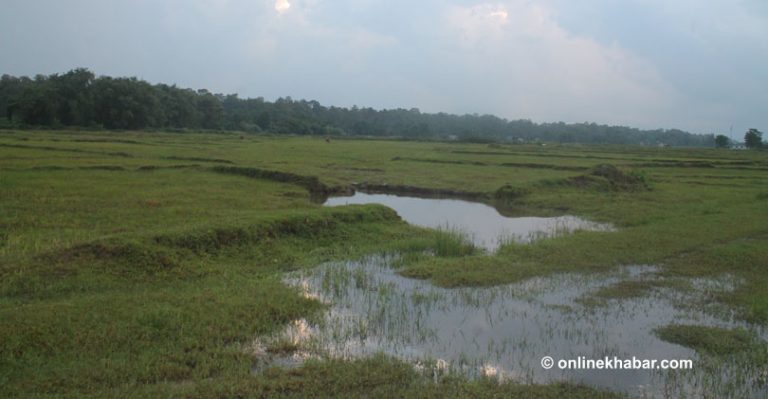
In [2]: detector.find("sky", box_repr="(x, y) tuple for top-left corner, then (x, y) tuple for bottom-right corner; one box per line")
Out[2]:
(1, 0), (766, 136)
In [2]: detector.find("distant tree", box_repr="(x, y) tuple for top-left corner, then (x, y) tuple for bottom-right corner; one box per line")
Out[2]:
(0, 69), (722, 146)
(14, 79), (57, 125)
(255, 111), (272, 130)
(714, 134), (730, 148)
(91, 77), (161, 129)
(195, 93), (223, 129)
(0, 74), (32, 120)
(49, 68), (95, 126)
(744, 129), (763, 149)
(155, 85), (201, 128)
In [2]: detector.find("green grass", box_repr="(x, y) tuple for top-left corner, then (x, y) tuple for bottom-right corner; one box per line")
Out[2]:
(432, 226), (478, 257)
(576, 280), (663, 307)
(97, 354), (620, 398)
(2, 129), (768, 397)
(654, 324), (761, 356)
(242, 355), (621, 399)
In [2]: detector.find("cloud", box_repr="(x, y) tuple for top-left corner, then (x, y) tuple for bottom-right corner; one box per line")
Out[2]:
(348, 29), (397, 50)
(2, 0), (762, 133)
(438, 1), (685, 127)
(236, 0), (691, 129)
(447, 4), (510, 44)
(246, 0), (395, 59)
(274, 0), (290, 14)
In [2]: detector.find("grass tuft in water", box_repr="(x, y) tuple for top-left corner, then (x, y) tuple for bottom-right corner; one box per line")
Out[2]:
(432, 225), (478, 257)
(654, 324), (760, 355)
(577, 279), (662, 307)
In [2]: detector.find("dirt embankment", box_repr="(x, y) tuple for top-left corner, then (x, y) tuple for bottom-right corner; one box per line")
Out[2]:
(565, 164), (650, 191)
(351, 182), (489, 200)
(43, 206), (401, 278)
(210, 166), (353, 197)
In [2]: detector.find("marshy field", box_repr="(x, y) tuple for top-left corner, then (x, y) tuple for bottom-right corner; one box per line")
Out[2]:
(2, 129), (768, 398)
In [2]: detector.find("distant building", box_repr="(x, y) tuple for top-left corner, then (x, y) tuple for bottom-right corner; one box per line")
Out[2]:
(730, 143), (747, 150)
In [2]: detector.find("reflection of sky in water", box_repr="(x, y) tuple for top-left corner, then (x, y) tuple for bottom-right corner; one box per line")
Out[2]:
(324, 193), (612, 251)
(270, 256), (767, 398)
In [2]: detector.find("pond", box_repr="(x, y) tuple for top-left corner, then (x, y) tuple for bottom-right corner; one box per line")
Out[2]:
(252, 255), (766, 398)
(324, 192), (613, 251)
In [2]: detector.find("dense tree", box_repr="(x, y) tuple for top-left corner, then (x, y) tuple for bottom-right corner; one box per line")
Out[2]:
(91, 77), (161, 129)
(0, 68), (720, 147)
(155, 84), (201, 128)
(714, 134), (730, 148)
(0, 74), (32, 120)
(13, 77), (58, 125)
(49, 68), (95, 126)
(195, 91), (224, 129)
(744, 129), (763, 149)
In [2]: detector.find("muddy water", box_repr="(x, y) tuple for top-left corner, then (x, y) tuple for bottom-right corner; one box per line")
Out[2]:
(257, 256), (766, 398)
(324, 192), (613, 251)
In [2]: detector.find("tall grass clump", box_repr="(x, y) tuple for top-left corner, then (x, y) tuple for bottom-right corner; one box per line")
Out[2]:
(432, 225), (477, 257)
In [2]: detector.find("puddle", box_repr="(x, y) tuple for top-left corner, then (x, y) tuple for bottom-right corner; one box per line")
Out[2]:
(255, 255), (767, 398)
(324, 192), (612, 251)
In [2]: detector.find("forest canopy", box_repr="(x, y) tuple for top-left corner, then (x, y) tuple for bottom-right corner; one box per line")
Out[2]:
(0, 69), (714, 146)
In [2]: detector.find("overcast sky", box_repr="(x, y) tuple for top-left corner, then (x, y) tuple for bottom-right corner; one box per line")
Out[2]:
(1, 0), (766, 136)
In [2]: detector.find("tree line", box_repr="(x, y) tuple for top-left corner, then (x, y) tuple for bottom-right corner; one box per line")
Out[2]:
(0, 68), (716, 146)
(714, 129), (764, 149)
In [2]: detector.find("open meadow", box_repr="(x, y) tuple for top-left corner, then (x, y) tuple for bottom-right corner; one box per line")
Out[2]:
(2, 129), (768, 398)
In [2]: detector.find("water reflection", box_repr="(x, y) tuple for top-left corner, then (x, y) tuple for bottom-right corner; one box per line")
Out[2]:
(324, 192), (612, 251)
(254, 255), (766, 398)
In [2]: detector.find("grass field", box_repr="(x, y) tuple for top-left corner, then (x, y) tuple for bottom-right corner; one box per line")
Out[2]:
(2, 129), (767, 397)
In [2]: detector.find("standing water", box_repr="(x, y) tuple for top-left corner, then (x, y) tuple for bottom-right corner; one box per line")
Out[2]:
(252, 256), (767, 398)
(324, 192), (612, 251)
(249, 193), (767, 397)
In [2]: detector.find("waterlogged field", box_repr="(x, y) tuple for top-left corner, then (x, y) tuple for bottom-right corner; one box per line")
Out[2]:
(1, 129), (768, 398)
(272, 256), (766, 398)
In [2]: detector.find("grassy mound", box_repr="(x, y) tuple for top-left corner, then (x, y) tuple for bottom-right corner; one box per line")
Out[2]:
(654, 324), (758, 355)
(565, 164), (649, 191)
